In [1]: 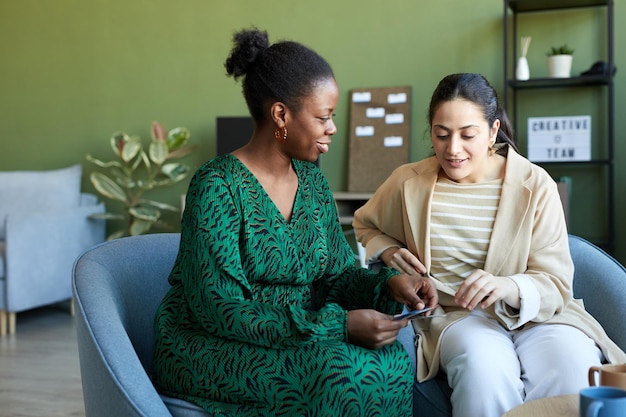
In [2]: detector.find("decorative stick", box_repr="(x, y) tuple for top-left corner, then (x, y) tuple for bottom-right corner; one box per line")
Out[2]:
(521, 36), (531, 58)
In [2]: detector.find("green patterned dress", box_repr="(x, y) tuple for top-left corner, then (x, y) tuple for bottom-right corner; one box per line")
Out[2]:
(153, 155), (412, 416)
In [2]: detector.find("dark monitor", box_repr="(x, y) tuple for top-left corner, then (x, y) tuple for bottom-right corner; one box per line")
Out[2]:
(216, 116), (254, 155)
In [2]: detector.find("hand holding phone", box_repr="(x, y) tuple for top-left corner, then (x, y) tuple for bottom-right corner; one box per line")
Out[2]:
(392, 306), (435, 321)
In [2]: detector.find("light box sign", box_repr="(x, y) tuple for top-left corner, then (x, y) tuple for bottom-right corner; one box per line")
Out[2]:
(527, 115), (591, 162)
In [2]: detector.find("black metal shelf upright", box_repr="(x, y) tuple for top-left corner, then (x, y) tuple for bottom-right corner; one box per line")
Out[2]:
(503, 0), (615, 252)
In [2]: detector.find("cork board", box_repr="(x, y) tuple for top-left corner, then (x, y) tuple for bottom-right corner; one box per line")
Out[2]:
(347, 86), (411, 192)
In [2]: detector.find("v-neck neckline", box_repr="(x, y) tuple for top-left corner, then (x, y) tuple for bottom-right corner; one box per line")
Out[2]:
(227, 154), (301, 225)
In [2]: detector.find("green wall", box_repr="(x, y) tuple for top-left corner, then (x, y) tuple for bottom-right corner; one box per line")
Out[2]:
(1, 0), (625, 261)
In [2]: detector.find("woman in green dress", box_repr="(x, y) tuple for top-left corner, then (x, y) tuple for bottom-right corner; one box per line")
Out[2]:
(152, 27), (438, 416)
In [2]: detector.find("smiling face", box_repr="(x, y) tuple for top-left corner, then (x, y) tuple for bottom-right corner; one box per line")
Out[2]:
(431, 98), (500, 183)
(283, 77), (338, 162)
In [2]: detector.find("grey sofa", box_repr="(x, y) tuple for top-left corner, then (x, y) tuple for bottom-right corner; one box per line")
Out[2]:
(72, 233), (626, 417)
(0, 164), (105, 335)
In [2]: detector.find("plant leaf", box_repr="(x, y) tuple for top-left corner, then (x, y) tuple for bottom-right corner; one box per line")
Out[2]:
(110, 132), (129, 157)
(86, 154), (123, 169)
(129, 205), (160, 221)
(167, 127), (190, 151)
(88, 212), (126, 220)
(151, 120), (166, 141)
(109, 167), (137, 189)
(149, 140), (168, 165)
(122, 135), (142, 162)
(90, 172), (128, 203)
(161, 162), (190, 182)
(140, 199), (180, 211)
(130, 218), (154, 236)
(139, 149), (151, 172)
(167, 144), (199, 160)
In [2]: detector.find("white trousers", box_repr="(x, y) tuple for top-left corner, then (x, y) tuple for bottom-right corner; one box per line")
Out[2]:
(440, 309), (603, 417)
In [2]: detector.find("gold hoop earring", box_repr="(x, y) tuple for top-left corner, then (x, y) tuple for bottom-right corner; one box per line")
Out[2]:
(274, 126), (287, 143)
(489, 140), (505, 156)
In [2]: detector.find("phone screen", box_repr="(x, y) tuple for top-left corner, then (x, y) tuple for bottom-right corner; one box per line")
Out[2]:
(392, 306), (435, 321)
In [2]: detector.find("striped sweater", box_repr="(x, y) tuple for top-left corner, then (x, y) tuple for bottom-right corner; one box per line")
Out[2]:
(430, 177), (503, 283)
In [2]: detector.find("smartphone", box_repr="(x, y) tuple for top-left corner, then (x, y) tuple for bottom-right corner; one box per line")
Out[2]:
(392, 306), (435, 321)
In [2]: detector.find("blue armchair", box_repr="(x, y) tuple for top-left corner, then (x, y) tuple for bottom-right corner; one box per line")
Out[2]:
(0, 164), (105, 335)
(72, 233), (210, 417)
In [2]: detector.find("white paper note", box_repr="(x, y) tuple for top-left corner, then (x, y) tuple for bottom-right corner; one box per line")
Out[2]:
(384, 136), (403, 147)
(385, 113), (404, 124)
(388, 93), (407, 104)
(355, 126), (375, 136)
(353, 92), (372, 103)
(366, 107), (385, 118)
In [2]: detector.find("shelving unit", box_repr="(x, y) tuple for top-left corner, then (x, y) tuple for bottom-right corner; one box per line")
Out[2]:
(503, 0), (615, 252)
(333, 192), (372, 268)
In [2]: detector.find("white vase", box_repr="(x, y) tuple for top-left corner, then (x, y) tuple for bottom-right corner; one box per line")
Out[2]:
(547, 55), (573, 78)
(516, 57), (530, 80)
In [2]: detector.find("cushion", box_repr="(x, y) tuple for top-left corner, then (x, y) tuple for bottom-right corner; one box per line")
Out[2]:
(160, 395), (211, 417)
(0, 164), (82, 239)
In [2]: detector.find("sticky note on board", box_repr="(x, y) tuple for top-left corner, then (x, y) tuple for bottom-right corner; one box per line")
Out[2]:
(384, 136), (403, 147)
(353, 92), (372, 103)
(366, 107), (385, 118)
(385, 113), (404, 124)
(388, 93), (407, 104)
(355, 126), (375, 136)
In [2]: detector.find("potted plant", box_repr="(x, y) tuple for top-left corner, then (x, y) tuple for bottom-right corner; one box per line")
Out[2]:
(547, 44), (574, 78)
(86, 121), (197, 240)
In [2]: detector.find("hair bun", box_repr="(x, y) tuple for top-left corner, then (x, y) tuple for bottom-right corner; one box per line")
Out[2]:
(225, 28), (270, 79)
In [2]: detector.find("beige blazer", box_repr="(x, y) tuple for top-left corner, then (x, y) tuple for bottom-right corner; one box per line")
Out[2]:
(353, 149), (626, 381)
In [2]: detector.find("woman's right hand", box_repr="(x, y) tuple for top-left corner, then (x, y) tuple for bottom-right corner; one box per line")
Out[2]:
(381, 247), (427, 276)
(347, 309), (408, 350)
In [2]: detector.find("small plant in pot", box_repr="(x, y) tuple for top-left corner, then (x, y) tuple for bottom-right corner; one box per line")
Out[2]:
(547, 44), (574, 78)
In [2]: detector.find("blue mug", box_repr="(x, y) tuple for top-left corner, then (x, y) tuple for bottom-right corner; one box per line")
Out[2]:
(580, 386), (626, 417)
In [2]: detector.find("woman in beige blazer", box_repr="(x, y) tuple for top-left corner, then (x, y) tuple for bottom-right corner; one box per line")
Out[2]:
(353, 73), (626, 417)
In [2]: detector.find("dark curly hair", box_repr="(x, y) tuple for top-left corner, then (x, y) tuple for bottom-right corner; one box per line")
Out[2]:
(225, 28), (335, 123)
(427, 73), (519, 155)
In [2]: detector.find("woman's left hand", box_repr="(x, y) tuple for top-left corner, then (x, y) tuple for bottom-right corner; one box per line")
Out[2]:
(388, 274), (439, 312)
(454, 269), (520, 310)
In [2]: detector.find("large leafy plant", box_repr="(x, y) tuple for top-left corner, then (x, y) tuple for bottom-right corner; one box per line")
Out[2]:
(87, 121), (197, 240)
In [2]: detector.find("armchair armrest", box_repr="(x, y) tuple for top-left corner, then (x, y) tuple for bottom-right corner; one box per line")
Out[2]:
(569, 235), (626, 351)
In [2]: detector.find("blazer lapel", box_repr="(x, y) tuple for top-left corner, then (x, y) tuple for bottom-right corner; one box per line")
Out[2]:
(485, 150), (532, 274)
(403, 158), (439, 268)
